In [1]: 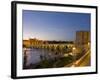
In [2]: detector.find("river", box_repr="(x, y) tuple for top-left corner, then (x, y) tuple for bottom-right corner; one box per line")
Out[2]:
(23, 48), (60, 66)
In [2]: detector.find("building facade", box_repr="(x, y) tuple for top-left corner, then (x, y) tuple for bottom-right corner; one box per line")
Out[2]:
(23, 40), (30, 47)
(75, 31), (90, 53)
(75, 31), (90, 45)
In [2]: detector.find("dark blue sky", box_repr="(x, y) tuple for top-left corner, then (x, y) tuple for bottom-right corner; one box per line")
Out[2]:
(23, 10), (90, 41)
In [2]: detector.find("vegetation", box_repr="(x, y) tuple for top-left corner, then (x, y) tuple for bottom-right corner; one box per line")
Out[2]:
(23, 55), (73, 69)
(53, 55), (73, 67)
(47, 41), (73, 44)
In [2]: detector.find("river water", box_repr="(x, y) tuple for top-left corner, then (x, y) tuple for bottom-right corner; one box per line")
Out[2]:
(23, 48), (59, 66)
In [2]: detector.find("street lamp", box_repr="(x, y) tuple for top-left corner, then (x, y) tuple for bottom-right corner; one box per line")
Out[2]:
(72, 47), (76, 56)
(73, 47), (76, 51)
(88, 42), (90, 46)
(72, 47), (76, 66)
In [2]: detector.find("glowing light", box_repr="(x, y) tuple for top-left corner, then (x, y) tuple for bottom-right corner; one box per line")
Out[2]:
(73, 47), (76, 50)
(88, 42), (90, 46)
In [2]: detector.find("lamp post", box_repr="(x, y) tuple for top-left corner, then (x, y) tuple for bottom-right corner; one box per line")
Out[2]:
(72, 47), (76, 66)
(88, 42), (90, 48)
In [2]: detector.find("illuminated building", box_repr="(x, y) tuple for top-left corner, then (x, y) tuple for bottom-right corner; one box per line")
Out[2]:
(75, 31), (90, 53)
(23, 40), (30, 47)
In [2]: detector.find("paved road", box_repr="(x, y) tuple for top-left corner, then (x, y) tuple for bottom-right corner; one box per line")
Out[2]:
(75, 51), (90, 67)
(64, 49), (91, 67)
(72, 50), (91, 67)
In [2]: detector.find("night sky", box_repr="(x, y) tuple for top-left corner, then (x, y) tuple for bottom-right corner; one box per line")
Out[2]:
(23, 10), (90, 41)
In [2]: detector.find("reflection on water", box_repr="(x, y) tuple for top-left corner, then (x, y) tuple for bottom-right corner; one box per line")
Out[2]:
(23, 48), (60, 66)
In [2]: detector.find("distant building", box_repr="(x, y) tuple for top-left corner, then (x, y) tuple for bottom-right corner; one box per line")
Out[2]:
(29, 38), (44, 47)
(75, 31), (90, 46)
(23, 40), (30, 47)
(75, 31), (90, 53)
(23, 38), (46, 48)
